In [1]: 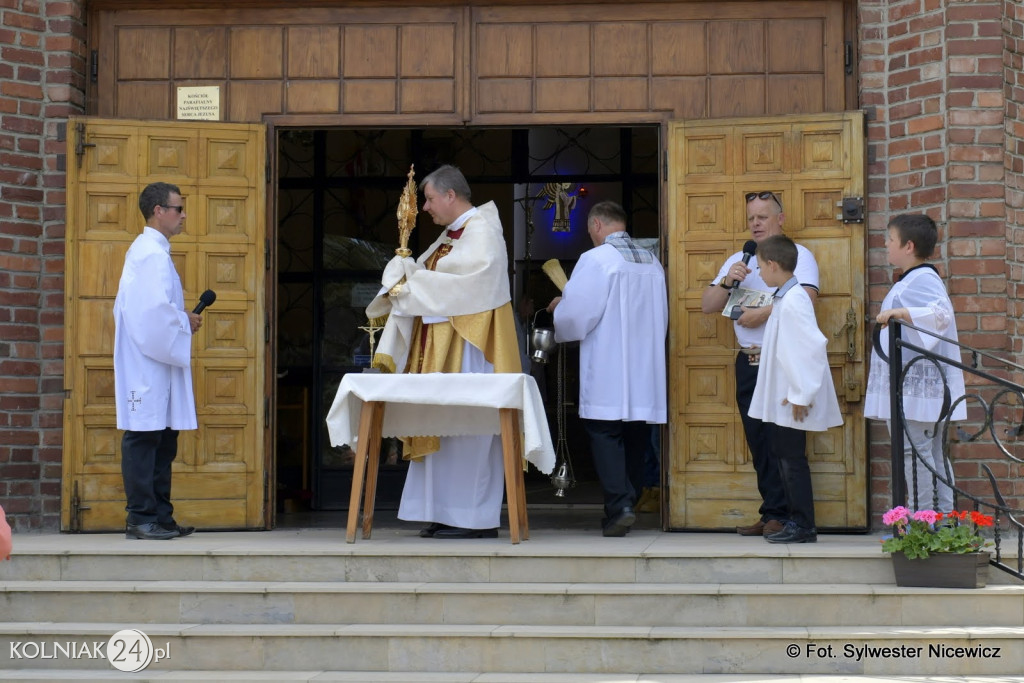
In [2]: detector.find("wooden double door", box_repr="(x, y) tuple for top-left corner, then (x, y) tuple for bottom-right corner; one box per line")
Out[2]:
(61, 112), (865, 532)
(62, 118), (268, 531)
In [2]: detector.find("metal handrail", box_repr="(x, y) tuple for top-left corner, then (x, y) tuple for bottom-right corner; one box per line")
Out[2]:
(876, 320), (1024, 580)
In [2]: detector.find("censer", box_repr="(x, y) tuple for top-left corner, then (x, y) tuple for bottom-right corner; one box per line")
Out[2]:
(550, 341), (576, 496)
(538, 258), (576, 497)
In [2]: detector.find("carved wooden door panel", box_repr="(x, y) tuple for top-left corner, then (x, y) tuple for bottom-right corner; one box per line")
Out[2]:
(63, 118), (268, 531)
(667, 112), (867, 530)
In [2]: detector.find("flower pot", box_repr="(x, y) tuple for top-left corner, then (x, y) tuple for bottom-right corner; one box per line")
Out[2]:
(890, 551), (991, 588)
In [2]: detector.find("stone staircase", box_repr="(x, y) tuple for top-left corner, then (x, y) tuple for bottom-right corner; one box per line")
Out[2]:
(0, 523), (1022, 681)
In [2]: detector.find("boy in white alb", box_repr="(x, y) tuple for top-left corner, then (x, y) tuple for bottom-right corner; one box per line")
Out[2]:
(701, 191), (820, 537)
(864, 214), (966, 512)
(748, 235), (843, 543)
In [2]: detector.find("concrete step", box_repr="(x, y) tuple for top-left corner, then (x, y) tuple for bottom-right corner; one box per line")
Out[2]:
(0, 623), (1022, 675)
(3, 530), (1020, 677)
(3, 580), (1023, 627)
(0, 672), (1018, 682)
(0, 529), (951, 585)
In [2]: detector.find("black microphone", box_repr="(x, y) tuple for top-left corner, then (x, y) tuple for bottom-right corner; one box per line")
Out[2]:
(730, 241), (758, 289)
(740, 240), (757, 266)
(193, 289), (216, 314)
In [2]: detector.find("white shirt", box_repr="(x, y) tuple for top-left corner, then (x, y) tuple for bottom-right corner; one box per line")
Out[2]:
(113, 227), (197, 431)
(712, 243), (820, 348)
(553, 236), (668, 423)
(864, 265), (967, 422)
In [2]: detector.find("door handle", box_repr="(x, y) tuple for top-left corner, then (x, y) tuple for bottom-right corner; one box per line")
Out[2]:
(833, 306), (857, 360)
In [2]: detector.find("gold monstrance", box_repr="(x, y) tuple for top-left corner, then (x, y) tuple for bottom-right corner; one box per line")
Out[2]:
(396, 164), (417, 257)
(388, 165), (417, 296)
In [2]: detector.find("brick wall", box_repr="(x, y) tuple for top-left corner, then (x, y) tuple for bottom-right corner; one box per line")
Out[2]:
(1005, 0), (1024, 504)
(0, 0), (85, 531)
(1007, 1), (1024, 350)
(860, 0), (1022, 521)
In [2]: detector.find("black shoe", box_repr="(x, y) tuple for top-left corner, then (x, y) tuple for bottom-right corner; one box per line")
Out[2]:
(418, 522), (447, 538)
(432, 526), (499, 539)
(160, 522), (195, 537)
(602, 506), (636, 537)
(765, 521), (817, 544)
(126, 522), (178, 540)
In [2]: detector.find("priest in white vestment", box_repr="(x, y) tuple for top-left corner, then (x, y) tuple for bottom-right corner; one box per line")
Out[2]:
(113, 182), (201, 541)
(547, 201), (668, 537)
(748, 235), (842, 544)
(865, 214), (966, 512)
(366, 165), (521, 539)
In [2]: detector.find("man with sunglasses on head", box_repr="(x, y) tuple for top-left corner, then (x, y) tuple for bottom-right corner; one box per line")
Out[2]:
(700, 191), (819, 538)
(113, 182), (201, 540)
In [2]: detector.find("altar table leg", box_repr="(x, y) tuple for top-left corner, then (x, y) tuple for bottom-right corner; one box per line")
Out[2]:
(345, 401), (384, 544)
(499, 408), (528, 544)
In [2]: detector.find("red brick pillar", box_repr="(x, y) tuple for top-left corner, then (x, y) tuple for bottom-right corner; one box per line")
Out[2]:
(1006, 0), (1024, 365)
(859, 0), (1011, 522)
(0, 0), (86, 531)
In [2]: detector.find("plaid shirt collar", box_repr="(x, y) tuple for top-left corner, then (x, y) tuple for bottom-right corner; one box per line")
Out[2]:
(604, 231), (653, 264)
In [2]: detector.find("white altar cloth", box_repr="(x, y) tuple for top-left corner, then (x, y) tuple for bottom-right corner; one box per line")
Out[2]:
(325, 372), (556, 474)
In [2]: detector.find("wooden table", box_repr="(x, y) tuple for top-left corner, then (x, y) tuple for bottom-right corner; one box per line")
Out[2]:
(325, 373), (556, 545)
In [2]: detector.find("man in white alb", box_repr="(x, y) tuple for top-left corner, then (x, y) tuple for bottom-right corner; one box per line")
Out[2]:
(547, 201), (668, 537)
(113, 182), (201, 540)
(366, 165), (521, 539)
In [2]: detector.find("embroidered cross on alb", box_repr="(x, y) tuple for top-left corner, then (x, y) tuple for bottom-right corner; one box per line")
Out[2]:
(128, 391), (143, 412)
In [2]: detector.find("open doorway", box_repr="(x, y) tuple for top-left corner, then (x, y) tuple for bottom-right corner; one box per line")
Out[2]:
(273, 126), (660, 521)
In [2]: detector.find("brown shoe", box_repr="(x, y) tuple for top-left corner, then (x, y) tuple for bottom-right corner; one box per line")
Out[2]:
(736, 520), (765, 536)
(762, 519), (786, 536)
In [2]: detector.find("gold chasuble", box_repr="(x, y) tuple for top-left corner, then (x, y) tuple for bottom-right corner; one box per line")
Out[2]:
(364, 201), (520, 461)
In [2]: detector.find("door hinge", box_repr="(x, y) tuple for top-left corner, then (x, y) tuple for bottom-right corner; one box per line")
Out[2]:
(264, 396), (270, 425)
(265, 312), (270, 343)
(74, 121), (96, 168)
(265, 238), (271, 270)
(71, 481), (91, 533)
(844, 41), (853, 76)
(90, 49), (98, 84)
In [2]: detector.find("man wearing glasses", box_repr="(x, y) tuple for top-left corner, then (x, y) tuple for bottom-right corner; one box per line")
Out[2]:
(700, 191), (819, 538)
(113, 182), (201, 540)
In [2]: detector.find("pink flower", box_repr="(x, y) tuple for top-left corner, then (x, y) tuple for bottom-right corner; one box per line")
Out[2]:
(882, 506), (910, 526)
(912, 509), (939, 524)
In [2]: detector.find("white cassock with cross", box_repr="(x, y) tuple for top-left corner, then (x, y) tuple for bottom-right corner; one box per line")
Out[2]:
(112, 227), (198, 432)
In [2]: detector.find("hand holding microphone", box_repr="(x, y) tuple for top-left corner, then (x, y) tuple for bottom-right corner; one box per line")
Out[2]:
(727, 240), (758, 289)
(189, 289), (216, 333)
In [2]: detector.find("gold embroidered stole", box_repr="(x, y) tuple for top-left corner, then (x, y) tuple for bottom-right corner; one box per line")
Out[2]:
(400, 235), (520, 461)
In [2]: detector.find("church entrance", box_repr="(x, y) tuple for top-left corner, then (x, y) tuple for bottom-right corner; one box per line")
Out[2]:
(272, 125), (662, 518)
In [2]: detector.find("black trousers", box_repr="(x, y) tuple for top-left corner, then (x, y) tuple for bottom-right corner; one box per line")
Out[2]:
(765, 421), (816, 530)
(735, 352), (795, 523)
(121, 428), (178, 526)
(581, 418), (651, 519)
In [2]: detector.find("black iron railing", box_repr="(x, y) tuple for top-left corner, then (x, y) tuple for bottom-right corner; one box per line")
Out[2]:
(874, 320), (1024, 580)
